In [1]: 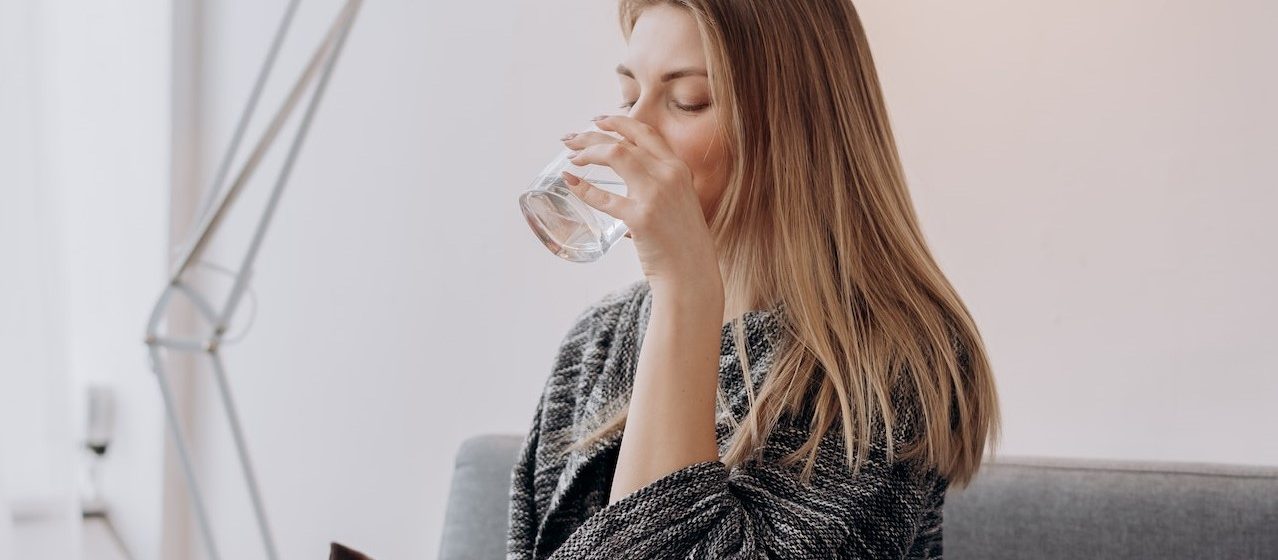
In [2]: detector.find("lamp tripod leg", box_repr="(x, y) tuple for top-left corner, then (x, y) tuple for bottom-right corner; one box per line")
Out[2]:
(209, 351), (279, 560)
(151, 346), (222, 560)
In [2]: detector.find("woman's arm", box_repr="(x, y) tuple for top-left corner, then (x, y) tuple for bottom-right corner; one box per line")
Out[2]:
(555, 114), (729, 502)
(508, 300), (610, 559)
(507, 395), (543, 560)
(608, 279), (725, 503)
(551, 419), (942, 559)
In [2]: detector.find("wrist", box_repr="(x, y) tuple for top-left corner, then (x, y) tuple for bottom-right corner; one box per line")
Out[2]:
(651, 276), (723, 304)
(650, 283), (724, 326)
(650, 264), (723, 298)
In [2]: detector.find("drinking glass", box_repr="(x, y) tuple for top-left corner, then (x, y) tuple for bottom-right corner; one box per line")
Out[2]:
(519, 116), (630, 263)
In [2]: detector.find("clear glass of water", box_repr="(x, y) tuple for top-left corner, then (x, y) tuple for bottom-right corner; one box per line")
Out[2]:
(519, 119), (630, 263)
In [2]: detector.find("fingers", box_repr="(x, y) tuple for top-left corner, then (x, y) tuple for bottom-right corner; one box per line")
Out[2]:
(590, 115), (676, 159)
(563, 130), (656, 176)
(566, 140), (655, 184)
(561, 170), (633, 221)
(562, 130), (622, 150)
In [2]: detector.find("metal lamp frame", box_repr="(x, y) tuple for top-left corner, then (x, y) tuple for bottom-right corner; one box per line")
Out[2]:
(143, 2), (362, 558)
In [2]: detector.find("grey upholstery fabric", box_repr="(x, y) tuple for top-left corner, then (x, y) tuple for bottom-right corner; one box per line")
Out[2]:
(439, 434), (1278, 560)
(944, 456), (1278, 559)
(439, 435), (525, 560)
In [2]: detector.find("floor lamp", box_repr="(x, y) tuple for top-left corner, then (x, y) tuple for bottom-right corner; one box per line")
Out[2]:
(143, 1), (362, 559)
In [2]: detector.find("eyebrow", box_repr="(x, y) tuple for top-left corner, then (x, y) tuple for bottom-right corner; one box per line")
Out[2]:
(615, 63), (708, 82)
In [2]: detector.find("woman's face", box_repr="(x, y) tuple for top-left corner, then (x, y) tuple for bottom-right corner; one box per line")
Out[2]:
(617, 5), (728, 222)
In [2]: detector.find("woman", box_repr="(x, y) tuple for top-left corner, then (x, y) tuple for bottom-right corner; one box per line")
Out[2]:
(507, 1), (1001, 559)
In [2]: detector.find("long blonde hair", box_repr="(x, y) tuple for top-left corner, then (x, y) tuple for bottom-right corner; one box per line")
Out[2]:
(582, 0), (1001, 490)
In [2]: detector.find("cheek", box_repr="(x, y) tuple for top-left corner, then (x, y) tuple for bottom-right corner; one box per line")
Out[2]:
(665, 126), (728, 198)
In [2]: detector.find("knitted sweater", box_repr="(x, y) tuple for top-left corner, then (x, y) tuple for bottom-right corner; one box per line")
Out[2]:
(507, 279), (947, 560)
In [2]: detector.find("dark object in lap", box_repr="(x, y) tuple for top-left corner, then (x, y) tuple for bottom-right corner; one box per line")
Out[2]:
(330, 542), (374, 560)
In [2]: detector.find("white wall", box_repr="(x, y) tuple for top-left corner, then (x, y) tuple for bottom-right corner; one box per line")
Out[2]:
(855, 0), (1278, 463)
(0, 0), (64, 508)
(167, 0), (1277, 559)
(179, 1), (637, 558)
(0, 2), (77, 557)
(0, 1), (174, 559)
(46, 0), (174, 551)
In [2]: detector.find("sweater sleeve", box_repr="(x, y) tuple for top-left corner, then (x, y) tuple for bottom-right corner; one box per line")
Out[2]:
(507, 299), (615, 560)
(544, 422), (941, 559)
(505, 394), (543, 560)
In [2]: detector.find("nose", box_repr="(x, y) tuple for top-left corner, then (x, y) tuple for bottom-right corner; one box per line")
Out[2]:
(625, 97), (660, 131)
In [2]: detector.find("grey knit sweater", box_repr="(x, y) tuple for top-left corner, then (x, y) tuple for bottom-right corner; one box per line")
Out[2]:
(507, 279), (947, 559)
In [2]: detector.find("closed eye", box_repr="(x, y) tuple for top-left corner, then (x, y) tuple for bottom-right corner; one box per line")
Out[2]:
(619, 100), (710, 113)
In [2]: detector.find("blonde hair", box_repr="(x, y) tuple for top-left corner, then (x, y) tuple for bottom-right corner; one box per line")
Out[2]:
(581, 0), (1001, 490)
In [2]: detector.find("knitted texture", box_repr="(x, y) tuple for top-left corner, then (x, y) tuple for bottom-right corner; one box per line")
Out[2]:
(507, 279), (947, 559)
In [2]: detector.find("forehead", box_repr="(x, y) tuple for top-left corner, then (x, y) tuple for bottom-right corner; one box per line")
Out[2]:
(624, 5), (706, 73)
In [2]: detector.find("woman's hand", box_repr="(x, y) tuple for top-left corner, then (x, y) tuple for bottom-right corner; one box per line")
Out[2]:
(561, 115), (722, 296)
(562, 115), (727, 503)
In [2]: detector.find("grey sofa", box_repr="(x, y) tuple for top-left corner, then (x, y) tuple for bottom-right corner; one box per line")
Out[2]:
(439, 434), (1278, 559)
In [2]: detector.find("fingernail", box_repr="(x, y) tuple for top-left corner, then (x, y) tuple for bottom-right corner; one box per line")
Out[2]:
(566, 150), (580, 159)
(560, 132), (577, 141)
(590, 114), (607, 121)
(561, 171), (580, 185)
